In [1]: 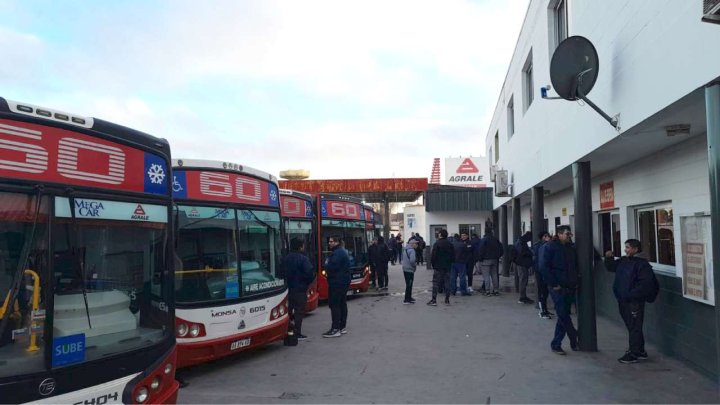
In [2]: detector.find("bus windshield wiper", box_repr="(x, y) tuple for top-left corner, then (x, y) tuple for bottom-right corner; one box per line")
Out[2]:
(0, 186), (43, 347)
(66, 193), (92, 330)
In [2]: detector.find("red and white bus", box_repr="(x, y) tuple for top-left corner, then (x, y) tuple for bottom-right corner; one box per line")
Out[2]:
(279, 190), (319, 312)
(172, 160), (288, 368)
(317, 194), (372, 299)
(0, 98), (178, 404)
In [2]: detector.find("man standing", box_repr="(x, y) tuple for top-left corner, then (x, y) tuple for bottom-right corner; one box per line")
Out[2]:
(323, 236), (351, 338)
(450, 233), (473, 296)
(540, 226), (579, 354)
(533, 232), (553, 319)
(281, 238), (316, 340)
(513, 231), (535, 305)
(604, 239), (658, 364)
(415, 234), (426, 265)
(368, 237), (378, 288)
(428, 229), (454, 306)
(402, 240), (418, 304)
(395, 234), (404, 264)
(371, 236), (391, 291)
(388, 234), (397, 265)
(477, 230), (503, 296)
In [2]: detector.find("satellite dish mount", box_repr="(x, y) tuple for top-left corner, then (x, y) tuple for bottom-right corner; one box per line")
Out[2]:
(545, 36), (620, 131)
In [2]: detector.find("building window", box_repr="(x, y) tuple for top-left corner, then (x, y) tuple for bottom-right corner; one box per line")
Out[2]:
(459, 224), (482, 237)
(636, 205), (675, 269)
(523, 51), (534, 112)
(599, 212), (621, 258)
(507, 96), (515, 138)
(554, 0), (568, 47)
(494, 131), (499, 163)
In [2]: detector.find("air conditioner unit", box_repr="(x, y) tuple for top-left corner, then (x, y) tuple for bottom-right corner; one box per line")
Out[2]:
(495, 170), (511, 197)
(489, 165), (498, 179)
(703, 0), (720, 24)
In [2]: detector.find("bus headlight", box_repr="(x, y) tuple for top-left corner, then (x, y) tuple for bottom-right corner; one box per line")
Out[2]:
(271, 308), (279, 319)
(189, 324), (201, 337)
(135, 387), (149, 403)
(177, 323), (188, 337)
(279, 305), (286, 316)
(321, 270), (327, 277)
(164, 363), (173, 375)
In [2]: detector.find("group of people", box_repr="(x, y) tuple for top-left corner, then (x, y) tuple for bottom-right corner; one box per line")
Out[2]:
(281, 224), (659, 364)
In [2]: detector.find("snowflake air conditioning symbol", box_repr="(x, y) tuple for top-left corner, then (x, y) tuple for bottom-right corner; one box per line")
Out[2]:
(269, 189), (277, 202)
(147, 164), (166, 185)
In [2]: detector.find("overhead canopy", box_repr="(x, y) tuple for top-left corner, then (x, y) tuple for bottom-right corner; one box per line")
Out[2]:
(278, 178), (427, 203)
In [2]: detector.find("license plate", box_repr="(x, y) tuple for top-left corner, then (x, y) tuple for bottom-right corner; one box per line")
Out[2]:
(346, 289), (355, 296)
(230, 338), (251, 350)
(351, 273), (363, 279)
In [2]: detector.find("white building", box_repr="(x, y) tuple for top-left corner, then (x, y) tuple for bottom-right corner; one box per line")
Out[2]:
(485, 0), (720, 377)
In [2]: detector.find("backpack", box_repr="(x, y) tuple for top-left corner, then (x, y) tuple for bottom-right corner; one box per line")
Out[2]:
(418, 240), (426, 250)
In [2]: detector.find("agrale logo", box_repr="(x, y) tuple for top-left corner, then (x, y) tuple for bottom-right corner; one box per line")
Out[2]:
(131, 204), (149, 221)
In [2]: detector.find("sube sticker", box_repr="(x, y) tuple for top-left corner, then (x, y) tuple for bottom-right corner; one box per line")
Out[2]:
(52, 333), (86, 367)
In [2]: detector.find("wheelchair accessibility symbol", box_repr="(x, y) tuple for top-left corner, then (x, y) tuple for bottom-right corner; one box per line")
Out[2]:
(172, 176), (184, 193)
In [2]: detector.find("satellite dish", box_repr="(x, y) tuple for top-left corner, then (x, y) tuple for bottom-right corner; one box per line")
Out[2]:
(550, 36), (599, 101)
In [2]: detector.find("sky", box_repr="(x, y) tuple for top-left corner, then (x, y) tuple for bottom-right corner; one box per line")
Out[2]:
(0, 0), (528, 180)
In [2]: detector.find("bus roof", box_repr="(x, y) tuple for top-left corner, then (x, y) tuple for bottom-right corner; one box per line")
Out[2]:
(173, 159), (278, 185)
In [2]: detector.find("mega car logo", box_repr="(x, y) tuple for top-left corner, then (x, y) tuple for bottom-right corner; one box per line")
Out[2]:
(131, 204), (149, 221)
(211, 309), (237, 318)
(75, 200), (104, 217)
(38, 378), (56, 396)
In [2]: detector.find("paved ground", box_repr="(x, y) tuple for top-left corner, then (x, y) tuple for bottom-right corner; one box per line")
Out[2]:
(177, 264), (719, 404)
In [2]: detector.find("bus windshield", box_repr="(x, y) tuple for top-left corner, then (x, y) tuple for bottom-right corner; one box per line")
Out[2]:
(0, 194), (170, 378)
(175, 207), (284, 304)
(320, 219), (368, 268)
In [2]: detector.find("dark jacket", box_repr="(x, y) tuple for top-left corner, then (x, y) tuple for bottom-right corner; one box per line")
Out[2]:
(369, 243), (390, 270)
(430, 238), (455, 272)
(282, 252), (315, 292)
(477, 235), (503, 261)
(470, 236), (481, 258)
(452, 238), (474, 264)
(532, 240), (547, 275)
(604, 255), (655, 302)
(325, 246), (351, 289)
(540, 240), (578, 288)
(513, 234), (534, 268)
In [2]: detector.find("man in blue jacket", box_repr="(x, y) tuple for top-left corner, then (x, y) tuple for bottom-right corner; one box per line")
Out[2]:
(477, 230), (504, 296)
(540, 226), (579, 355)
(323, 236), (351, 338)
(604, 239), (657, 364)
(281, 238), (316, 340)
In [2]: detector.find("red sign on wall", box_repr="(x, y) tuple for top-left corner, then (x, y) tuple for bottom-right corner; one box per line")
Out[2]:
(600, 181), (615, 209)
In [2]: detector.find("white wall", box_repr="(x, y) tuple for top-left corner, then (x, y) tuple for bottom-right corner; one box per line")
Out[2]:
(512, 135), (710, 279)
(486, 0), (720, 201)
(404, 205), (427, 240)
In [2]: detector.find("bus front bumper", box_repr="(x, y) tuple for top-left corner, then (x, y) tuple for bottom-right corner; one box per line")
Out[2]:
(177, 316), (289, 368)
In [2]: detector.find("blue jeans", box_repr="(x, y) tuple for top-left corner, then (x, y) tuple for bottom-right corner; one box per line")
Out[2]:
(450, 263), (468, 294)
(550, 288), (578, 349)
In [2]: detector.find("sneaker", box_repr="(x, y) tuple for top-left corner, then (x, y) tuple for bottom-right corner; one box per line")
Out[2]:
(524, 298), (535, 304)
(551, 347), (566, 355)
(297, 334), (308, 341)
(444, 297), (451, 305)
(322, 329), (341, 338)
(618, 352), (638, 364)
(403, 300), (412, 305)
(467, 287), (474, 293)
(340, 328), (347, 335)
(461, 292), (472, 296)
(634, 351), (649, 360)
(570, 342), (579, 351)
(539, 311), (552, 319)
(409, 298), (416, 303)
(485, 291), (493, 297)
(492, 291), (500, 296)
(427, 299), (437, 306)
